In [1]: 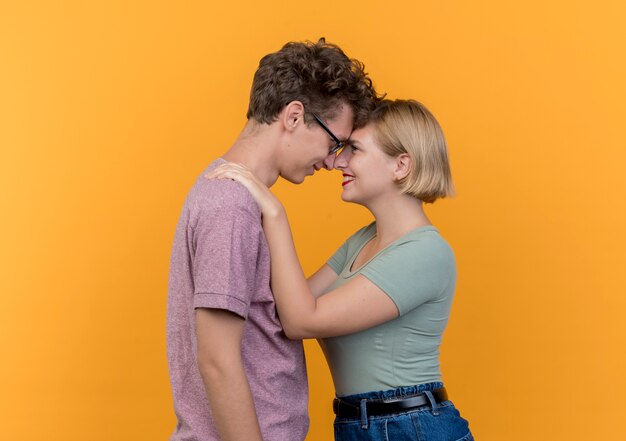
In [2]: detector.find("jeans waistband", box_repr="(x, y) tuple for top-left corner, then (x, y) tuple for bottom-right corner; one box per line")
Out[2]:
(336, 382), (445, 405)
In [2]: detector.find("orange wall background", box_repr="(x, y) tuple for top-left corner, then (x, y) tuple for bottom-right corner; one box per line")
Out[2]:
(1, 1), (625, 440)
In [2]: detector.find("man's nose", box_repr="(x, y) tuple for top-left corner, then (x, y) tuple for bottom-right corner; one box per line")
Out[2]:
(322, 152), (337, 170)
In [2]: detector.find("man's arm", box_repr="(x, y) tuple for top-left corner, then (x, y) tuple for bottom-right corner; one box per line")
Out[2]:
(195, 308), (263, 441)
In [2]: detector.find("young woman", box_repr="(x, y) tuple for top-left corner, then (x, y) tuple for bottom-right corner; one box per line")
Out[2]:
(207, 99), (473, 441)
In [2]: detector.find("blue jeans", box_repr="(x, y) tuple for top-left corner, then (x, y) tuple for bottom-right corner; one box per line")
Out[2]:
(333, 382), (473, 441)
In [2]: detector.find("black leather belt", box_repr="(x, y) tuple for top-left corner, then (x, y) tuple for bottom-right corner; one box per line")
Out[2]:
(333, 387), (448, 418)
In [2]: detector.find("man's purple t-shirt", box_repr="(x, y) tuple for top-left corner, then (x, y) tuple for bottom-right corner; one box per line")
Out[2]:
(166, 158), (308, 441)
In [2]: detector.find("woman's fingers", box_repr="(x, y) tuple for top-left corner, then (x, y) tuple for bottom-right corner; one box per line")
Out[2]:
(204, 163), (266, 200)
(205, 164), (247, 181)
(202, 162), (282, 216)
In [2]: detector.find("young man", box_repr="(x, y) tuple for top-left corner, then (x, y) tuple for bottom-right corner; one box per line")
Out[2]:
(166, 39), (380, 441)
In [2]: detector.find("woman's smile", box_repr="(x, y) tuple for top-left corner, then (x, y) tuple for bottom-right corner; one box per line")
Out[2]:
(342, 173), (355, 186)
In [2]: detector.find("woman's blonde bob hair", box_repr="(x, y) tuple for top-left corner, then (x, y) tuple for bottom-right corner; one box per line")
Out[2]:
(369, 99), (454, 203)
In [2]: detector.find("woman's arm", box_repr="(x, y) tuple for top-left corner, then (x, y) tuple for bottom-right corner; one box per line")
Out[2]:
(205, 163), (399, 339)
(307, 264), (337, 298)
(263, 208), (398, 338)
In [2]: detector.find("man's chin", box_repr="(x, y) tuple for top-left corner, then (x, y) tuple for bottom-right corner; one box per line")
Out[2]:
(282, 174), (307, 185)
(281, 168), (316, 184)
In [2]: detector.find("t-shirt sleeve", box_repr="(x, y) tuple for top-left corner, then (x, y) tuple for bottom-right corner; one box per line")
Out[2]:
(359, 238), (457, 316)
(190, 205), (263, 319)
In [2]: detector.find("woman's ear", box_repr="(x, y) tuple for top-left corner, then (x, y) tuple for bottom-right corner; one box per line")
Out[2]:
(394, 153), (412, 181)
(281, 101), (305, 131)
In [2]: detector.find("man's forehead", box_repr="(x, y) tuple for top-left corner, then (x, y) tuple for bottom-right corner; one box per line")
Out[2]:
(330, 105), (354, 139)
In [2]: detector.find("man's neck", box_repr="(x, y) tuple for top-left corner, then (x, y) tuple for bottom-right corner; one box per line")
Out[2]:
(221, 119), (282, 188)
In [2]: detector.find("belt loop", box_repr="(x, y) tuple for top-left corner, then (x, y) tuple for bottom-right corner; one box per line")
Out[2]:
(359, 399), (368, 429)
(424, 390), (439, 416)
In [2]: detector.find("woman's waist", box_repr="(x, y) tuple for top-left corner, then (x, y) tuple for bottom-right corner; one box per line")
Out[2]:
(328, 356), (442, 397)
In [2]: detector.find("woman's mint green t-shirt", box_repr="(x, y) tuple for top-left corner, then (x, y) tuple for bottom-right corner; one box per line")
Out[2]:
(322, 222), (457, 397)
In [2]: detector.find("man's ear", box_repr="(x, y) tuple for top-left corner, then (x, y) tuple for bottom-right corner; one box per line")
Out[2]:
(281, 101), (305, 132)
(394, 153), (412, 181)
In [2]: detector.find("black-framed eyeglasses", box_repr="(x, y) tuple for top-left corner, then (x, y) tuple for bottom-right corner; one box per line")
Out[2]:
(311, 113), (346, 155)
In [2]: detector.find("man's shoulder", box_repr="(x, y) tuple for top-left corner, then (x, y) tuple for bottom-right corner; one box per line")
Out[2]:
(186, 159), (261, 219)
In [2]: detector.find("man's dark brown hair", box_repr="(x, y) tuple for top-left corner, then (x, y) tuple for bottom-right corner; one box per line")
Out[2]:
(246, 38), (382, 129)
